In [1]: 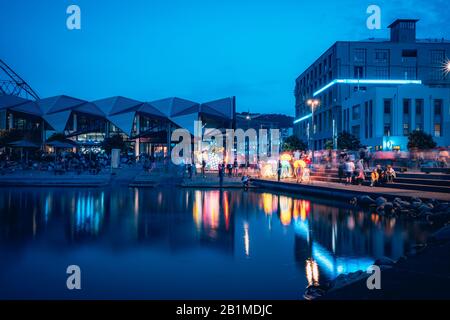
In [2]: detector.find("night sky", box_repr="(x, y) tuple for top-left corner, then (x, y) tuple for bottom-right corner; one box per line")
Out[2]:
(0, 0), (449, 115)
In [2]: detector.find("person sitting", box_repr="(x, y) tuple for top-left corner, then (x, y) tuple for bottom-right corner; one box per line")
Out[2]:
(386, 165), (396, 183)
(375, 164), (386, 184)
(241, 175), (249, 189)
(370, 169), (379, 187)
(355, 168), (365, 185)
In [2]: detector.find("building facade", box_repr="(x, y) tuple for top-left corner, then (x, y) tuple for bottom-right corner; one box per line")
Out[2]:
(235, 112), (293, 163)
(0, 94), (236, 158)
(294, 19), (450, 151)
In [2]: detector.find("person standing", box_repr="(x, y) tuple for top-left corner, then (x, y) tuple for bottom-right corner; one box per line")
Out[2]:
(201, 158), (206, 178)
(345, 158), (355, 184)
(187, 163), (193, 179)
(277, 160), (281, 182)
(218, 163), (224, 187)
(233, 159), (238, 177)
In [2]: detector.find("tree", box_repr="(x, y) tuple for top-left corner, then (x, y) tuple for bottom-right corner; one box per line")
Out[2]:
(324, 139), (334, 150)
(102, 134), (126, 154)
(282, 135), (307, 151)
(337, 131), (362, 151)
(407, 130), (436, 150)
(47, 132), (67, 142)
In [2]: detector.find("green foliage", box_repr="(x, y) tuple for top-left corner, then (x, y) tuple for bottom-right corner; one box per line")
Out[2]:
(102, 134), (126, 153)
(324, 139), (334, 150)
(407, 130), (437, 150)
(47, 132), (67, 142)
(282, 135), (307, 151)
(337, 131), (362, 151)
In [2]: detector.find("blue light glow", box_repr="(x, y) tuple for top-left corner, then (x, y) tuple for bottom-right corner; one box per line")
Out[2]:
(313, 79), (422, 96)
(293, 113), (312, 124)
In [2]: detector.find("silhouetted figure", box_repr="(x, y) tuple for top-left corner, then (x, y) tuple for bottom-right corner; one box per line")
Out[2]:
(241, 175), (249, 189)
(218, 163), (224, 187)
(201, 159), (206, 178)
(188, 163), (193, 179)
(277, 160), (281, 182)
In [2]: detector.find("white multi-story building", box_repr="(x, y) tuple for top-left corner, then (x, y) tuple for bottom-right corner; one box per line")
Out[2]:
(294, 19), (450, 151)
(342, 85), (449, 150)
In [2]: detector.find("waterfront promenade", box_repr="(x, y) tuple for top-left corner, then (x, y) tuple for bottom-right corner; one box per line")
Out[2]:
(1, 167), (449, 202)
(0, 170), (112, 187)
(252, 177), (450, 202)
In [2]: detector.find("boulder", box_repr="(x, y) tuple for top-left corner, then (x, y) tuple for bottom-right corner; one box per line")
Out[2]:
(427, 212), (450, 225)
(431, 225), (450, 241)
(411, 201), (422, 209)
(410, 196), (422, 203)
(331, 270), (367, 290)
(434, 203), (450, 212)
(384, 202), (394, 214)
(357, 195), (376, 207)
(374, 256), (396, 266)
(303, 285), (328, 300)
(418, 204), (433, 213)
(399, 209), (411, 216)
(375, 196), (387, 207)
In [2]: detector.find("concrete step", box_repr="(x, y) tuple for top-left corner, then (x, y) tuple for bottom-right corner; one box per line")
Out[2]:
(311, 169), (450, 181)
(309, 175), (450, 193)
(311, 173), (450, 187)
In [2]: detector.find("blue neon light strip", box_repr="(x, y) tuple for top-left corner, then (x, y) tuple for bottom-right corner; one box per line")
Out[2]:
(293, 113), (312, 124)
(313, 79), (422, 96)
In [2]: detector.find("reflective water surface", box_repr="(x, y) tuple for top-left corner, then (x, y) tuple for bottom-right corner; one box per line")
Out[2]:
(0, 187), (434, 299)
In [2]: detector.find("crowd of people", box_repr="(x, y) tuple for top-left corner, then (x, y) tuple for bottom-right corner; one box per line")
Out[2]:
(337, 156), (397, 187)
(0, 151), (113, 175)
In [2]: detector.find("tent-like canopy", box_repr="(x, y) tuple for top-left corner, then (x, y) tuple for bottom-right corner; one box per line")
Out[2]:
(1, 94), (235, 137)
(8, 139), (40, 148)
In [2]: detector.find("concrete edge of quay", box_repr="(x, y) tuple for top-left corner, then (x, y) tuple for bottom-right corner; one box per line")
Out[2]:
(251, 178), (450, 202)
(0, 175), (112, 188)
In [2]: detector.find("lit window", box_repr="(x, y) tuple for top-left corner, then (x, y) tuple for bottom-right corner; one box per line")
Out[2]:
(434, 124), (442, 137)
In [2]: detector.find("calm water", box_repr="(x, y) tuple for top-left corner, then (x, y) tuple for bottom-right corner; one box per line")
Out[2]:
(0, 187), (434, 299)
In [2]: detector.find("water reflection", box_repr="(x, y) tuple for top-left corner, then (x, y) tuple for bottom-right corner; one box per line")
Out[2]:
(0, 187), (435, 299)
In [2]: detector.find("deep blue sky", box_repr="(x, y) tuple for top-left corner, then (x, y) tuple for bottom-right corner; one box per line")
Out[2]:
(0, 0), (448, 115)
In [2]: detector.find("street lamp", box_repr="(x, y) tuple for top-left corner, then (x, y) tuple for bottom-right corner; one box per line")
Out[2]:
(443, 58), (450, 76)
(306, 98), (320, 162)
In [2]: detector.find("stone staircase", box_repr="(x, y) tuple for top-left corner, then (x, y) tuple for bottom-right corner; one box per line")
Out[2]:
(309, 167), (450, 194)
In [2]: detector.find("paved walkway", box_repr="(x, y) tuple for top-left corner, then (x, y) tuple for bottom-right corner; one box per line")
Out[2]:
(0, 170), (111, 187)
(181, 174), (245, 188)
(253, 177), (450, 201)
